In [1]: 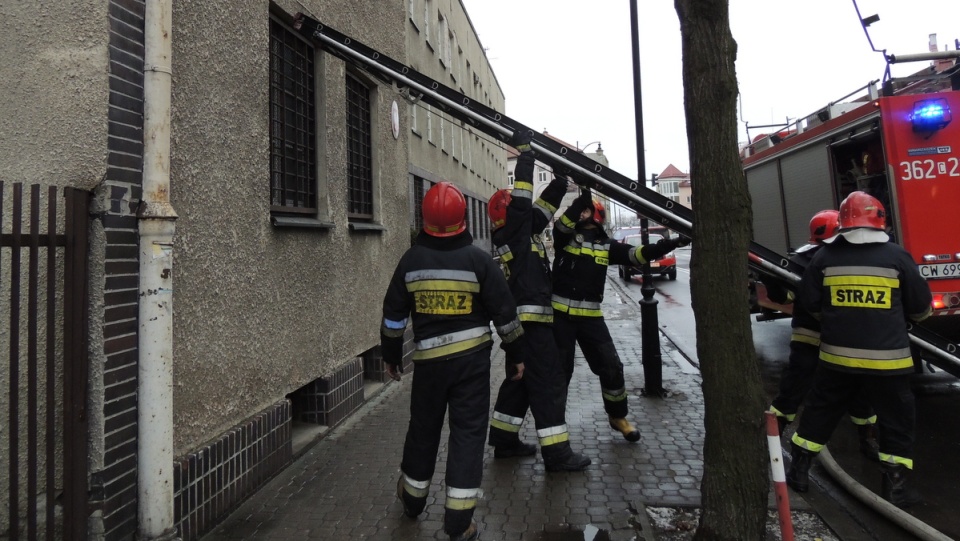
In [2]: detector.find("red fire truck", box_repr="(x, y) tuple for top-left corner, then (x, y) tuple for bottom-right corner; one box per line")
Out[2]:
(743, 56), (960, 338)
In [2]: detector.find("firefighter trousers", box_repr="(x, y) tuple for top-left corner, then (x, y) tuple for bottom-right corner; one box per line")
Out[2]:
(399, 347), (491, 537)
(489, 322), (570, 452)
(553, 314), (629, 419)
(794, 367), (914, 464)
(772, 341), (876, 423)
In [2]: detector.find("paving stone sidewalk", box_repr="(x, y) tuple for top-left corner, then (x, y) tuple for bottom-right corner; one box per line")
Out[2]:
(200, 279), (828, 541)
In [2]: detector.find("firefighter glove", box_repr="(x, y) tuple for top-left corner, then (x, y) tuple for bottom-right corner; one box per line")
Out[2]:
(676, 235), (691, 247)
(511, 129), (535, 155)
(506, 361), (525, 381)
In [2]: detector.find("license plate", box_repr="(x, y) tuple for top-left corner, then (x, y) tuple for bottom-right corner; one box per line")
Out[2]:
(919, 263), (960, 280)
(650, 262), (660, 268)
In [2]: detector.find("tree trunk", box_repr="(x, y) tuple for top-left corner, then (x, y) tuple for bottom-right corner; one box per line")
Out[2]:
(673, 1), (770, 539)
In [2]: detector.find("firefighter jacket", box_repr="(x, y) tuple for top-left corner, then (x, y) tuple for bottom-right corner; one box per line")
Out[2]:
(551, 196), (678, 318)
(492, 152), (569, 324)
(764, 244), (822, 346)
(380, 230), (525, 365)
(797, 237), (933, 375)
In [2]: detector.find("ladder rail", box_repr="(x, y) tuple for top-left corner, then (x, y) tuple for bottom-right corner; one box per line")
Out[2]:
(291, 12), (960, 374)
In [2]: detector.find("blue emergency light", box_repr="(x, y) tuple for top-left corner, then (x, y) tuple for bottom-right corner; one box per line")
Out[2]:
(911, 98), (952, 132)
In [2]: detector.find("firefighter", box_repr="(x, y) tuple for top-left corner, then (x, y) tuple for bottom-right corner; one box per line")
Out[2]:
(486, 130), (591, 472)
(786, 191), (932, 509)
(766, 210), (880, 461)
(381, 181), (530, 541)
(551, 186), (688, 442)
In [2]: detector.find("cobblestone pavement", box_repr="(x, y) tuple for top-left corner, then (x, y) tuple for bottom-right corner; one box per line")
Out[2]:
(201, 279), (832, 541)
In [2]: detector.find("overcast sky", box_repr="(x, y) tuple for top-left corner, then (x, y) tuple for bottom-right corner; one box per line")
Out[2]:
(460, 0), (960, 182)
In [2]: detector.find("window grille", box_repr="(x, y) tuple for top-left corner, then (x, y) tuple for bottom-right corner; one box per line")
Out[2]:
(347, 74), (373, 220)
(269, 18), (316, 214)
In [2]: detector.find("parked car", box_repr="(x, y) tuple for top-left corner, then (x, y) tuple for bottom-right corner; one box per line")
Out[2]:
(618, 233), (678, 281)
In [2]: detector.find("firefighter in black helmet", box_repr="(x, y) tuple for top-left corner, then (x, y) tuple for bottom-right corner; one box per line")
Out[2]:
(485, 130), (591, 472)
(786, 191), (932, 509)
(381, 181), (530, 541)
(551, 186), (688, 442)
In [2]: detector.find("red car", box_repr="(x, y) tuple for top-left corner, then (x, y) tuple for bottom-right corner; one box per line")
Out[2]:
(618, 233), (678, 281)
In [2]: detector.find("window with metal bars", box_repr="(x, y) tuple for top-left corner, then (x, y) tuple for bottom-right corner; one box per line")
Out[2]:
(269, 18), (316, 215)
(347, 74), (374, 220)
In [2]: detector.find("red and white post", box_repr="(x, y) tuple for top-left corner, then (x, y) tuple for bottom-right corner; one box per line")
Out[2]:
(765, 410), (795, 541)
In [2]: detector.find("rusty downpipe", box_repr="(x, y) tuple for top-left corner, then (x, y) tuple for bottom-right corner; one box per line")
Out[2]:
(138, 0), (179, 539)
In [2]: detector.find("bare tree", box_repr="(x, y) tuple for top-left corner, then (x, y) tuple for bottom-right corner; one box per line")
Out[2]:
(673, 0), (769, 539)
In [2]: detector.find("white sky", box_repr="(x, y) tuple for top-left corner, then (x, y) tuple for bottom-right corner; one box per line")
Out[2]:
(460, 0), (960, 182)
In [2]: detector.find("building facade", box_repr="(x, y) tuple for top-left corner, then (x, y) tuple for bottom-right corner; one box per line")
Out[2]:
(1, 1), (423, 539)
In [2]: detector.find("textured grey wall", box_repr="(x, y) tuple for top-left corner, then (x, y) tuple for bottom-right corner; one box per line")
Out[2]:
(168, 1), (409, 453)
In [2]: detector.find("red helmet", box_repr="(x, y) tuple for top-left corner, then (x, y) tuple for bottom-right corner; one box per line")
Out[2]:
(590, 199), (606, 227)
(488, 189), (512, 230)
(838, 191), (886, 230)
(422, 181), (467, 237)
(808, 210), (840, 243)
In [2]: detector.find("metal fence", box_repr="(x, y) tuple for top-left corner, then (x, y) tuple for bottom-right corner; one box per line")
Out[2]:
(2, 183), (90, 540)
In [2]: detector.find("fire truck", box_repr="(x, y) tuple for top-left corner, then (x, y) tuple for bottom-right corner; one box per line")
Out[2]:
(743, 50), (960, 340)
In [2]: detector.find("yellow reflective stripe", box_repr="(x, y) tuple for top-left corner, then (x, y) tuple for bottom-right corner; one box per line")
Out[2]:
(823, 275), (900, 288)
(513, 181), (533, 197)
(381, 326), (405, 338)
(848, 415), (877, 426)
(790, 433), (824, 453)
(406, 280), (480, 293)
(490, 418), (521, 433)
(768, 406), (796, 422)
(537, 425), (569, 446)
(491, 411), (523, 432)
(413, 328), (492, 361)
(556, 214), (577, 233)
(551, 301), (603, 317)
(790, 330), (820, 346)
(519, 312), (553, 323)
(878, 453), (913, 469)
(824, 266), (900, 279)
(445, 487), (479, 510)
(819, 351), (914, 371)
(401, 474), (430, 498)
(602, 387), (627, 402)
(629, 246), (648, 266)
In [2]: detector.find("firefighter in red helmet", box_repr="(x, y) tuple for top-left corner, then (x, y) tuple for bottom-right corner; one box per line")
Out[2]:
(381, 180), (529, 541)
(486, 130), (591, 472)
(551, 186), (689, 442)
(787, 191), (932, 509)
(765, 209), (879, 461)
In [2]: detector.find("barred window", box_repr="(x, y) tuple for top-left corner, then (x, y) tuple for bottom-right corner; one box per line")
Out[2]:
(346, 74), (373, 220)
(269, 18), (316, 214)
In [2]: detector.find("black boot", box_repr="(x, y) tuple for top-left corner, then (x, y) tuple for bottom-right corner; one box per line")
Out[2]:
(786, 445), (816, 493)
(542, 442), (591, 472)
(857, 424), (880, 462)
(881, 463), (921, 508)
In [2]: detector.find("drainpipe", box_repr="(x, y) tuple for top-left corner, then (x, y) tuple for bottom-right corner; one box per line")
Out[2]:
(138, 0), (179, 539)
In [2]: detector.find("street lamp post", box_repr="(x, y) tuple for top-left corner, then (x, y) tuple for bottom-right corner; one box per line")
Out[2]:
(629, 0), (666, 397)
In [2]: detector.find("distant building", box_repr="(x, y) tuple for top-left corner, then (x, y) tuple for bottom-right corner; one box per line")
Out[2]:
(655, 164), (692, 209)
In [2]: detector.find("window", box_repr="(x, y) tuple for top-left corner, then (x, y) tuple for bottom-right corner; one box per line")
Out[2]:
(269, 18), (316, 214)
(659, 180), (680, 202)
(410, 101), (419, 135)
(538, 168), (548, 184)
(507, 173), (515, 186)
(423, 0), (432, 48)
(408, 0), (418, 30)
(346, 74), (373, 220)
(440, 115), (446, 153)
(426, 104), (433, 144)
